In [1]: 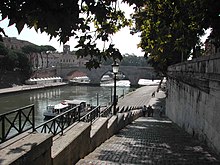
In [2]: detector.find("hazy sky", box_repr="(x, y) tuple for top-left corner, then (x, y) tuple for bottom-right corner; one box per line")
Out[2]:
(0, 2), (210, 57)
(0, 2), (145, 56)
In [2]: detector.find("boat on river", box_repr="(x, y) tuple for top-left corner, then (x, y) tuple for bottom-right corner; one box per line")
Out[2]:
(43, 99), (87, 118)
(69, 76), (90, 85)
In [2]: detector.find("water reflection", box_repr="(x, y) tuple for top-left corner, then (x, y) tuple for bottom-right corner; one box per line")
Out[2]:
(0, 85), (133, 126)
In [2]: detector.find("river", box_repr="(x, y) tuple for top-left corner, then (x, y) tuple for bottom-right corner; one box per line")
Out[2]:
(0, 84), (134, 126)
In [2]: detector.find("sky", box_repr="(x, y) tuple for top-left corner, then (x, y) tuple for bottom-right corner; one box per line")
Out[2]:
(0, 3), (145, 56)
(0, 2), (211, 57)
(0, 19), (145, 56)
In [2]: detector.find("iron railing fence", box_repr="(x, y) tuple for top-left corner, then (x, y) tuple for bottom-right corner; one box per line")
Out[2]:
(0, 103), (113, 143)
(100, 104), (113, 117)
(35, 105), (81, 136)
(80, 106), (101, 123)
(0, 104), (35, 143)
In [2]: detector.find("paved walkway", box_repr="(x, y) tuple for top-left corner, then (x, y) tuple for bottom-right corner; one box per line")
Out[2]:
(77, 86), (220, 165)
(117, 85), (160, 109)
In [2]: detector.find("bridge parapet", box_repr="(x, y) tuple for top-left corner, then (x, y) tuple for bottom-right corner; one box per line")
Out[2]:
(57, 65), (157, 86)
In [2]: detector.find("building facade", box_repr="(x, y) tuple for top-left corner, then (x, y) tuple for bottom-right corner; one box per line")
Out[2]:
(3, 37), (88, 70)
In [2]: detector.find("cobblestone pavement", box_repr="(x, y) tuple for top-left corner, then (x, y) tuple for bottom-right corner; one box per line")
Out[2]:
(77, 86), (219, 165)
(117, 86), (158, 109)
(77, 116), (220, 165)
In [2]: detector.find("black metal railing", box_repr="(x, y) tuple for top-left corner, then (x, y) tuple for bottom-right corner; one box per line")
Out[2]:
(0, 103), (114, 143)
(80, 106), (101, 123)
(35, 105), (80, 136)
(0, 104), (35, 143)
(100, 104), (113, 117)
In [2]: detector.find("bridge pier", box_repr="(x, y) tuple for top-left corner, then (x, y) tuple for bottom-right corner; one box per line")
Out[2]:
(55, 66), (157, 85)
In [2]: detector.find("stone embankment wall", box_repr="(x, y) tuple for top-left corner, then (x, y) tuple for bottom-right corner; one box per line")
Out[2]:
(0, 71), (26, 88)
(0, 110), (142, 165)
(166, 54), (220, 154)
(0, 69), (57, 88)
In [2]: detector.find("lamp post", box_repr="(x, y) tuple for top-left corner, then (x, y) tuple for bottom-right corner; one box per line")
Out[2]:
(112, 61), (119, 115)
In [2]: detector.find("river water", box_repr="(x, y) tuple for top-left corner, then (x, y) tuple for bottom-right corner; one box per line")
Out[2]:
(0, 84), (134, 126)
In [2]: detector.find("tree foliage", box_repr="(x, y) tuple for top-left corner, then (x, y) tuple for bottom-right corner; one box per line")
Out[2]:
(128, 0), (219, 73)
(0, 0), (131, 69)
(0, 0), (219, 72)
(0, 42), (31, 75)
(120, 54), (149, 66)
(22, 44), (56, 69)
(102, 53), (149, 66)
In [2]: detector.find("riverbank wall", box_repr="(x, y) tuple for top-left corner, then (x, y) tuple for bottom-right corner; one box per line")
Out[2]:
(166, 54), (220, 154)
(0, 82), (68, 96)
(0, 110), (143, 165)
(0, 70), (27, 89)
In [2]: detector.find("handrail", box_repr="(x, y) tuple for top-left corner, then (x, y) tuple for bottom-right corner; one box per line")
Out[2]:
(0, 103), (113, 143)
(35, 105), (80, 136)
(80, 106), (101, 123)
(100, 104), (113, 117)
(0, 104), (35, 143)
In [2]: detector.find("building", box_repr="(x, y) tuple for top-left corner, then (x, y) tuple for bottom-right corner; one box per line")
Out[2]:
(2, 37), (89, 70)
(204, 38), (220, 56)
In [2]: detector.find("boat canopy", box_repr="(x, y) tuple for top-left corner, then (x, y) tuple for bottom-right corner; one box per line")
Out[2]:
(54, 103), (69, 109)
(64, 99), (86, 105)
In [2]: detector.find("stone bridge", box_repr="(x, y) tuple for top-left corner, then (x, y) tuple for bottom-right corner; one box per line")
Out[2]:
(56, 65), (157, 86)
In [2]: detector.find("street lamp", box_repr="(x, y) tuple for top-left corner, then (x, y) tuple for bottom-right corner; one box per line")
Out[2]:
(112, 61), (119, 115)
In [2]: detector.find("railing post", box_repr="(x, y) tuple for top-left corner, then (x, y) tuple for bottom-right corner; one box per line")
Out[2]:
(32, 105), (35, 132)
(78, 107), (80, 122)
(53, 120), (56, 135)
(61, 115), (64, 135)
(1, 115), (5, 143)
(97, 93), (99, 106)
(19, 110), (22, 133)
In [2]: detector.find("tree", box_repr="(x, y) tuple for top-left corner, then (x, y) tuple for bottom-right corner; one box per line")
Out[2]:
(0, 42), (8, 55)
(128, 0), (209, 73)
(0, 42), (31, 75)
(0, 0), (219, 72)
(22, 45), (41, 69)
(120, 54), (149, 66)
(39, 45), (56, 68)
(16, 51), (31, 77)
(0, 0), (130, 69)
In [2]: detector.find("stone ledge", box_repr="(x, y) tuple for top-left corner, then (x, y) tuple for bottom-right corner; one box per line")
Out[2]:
(90, 117), (108, 152)
(52, 122), (91, 165)
(0, 132), (52, 165)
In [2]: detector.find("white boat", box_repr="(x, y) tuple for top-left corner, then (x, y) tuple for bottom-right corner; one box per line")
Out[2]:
(101, 75), (112, 82)
(69, 76), (90, 85)
(43, 99), (87, 118)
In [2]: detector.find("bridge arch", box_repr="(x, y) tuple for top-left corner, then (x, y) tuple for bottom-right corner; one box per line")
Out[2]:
(57, 65), (157, 86)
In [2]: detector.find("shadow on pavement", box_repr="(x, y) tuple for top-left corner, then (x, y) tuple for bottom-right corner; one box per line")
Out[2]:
(94, 102), (220, 164)
(95, 117), (219, 164)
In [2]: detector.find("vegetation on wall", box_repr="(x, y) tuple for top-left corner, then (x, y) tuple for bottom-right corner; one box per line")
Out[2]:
(0, 42), (31, 76)
(22, 44), (56, 69)
(103, 53), (149, 67)
(0, 42), (56, 77)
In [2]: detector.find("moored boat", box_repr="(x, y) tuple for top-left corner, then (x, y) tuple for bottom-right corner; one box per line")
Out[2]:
(69, 76), (90, 85)
(43, 99), (87, 118)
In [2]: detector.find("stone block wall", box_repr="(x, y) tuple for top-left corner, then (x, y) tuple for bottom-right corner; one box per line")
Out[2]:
(0, 109), (143, 165)
(166, 54), (220, 154)
(0, 132), (52, 165)
(0, 71), (26, 88)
